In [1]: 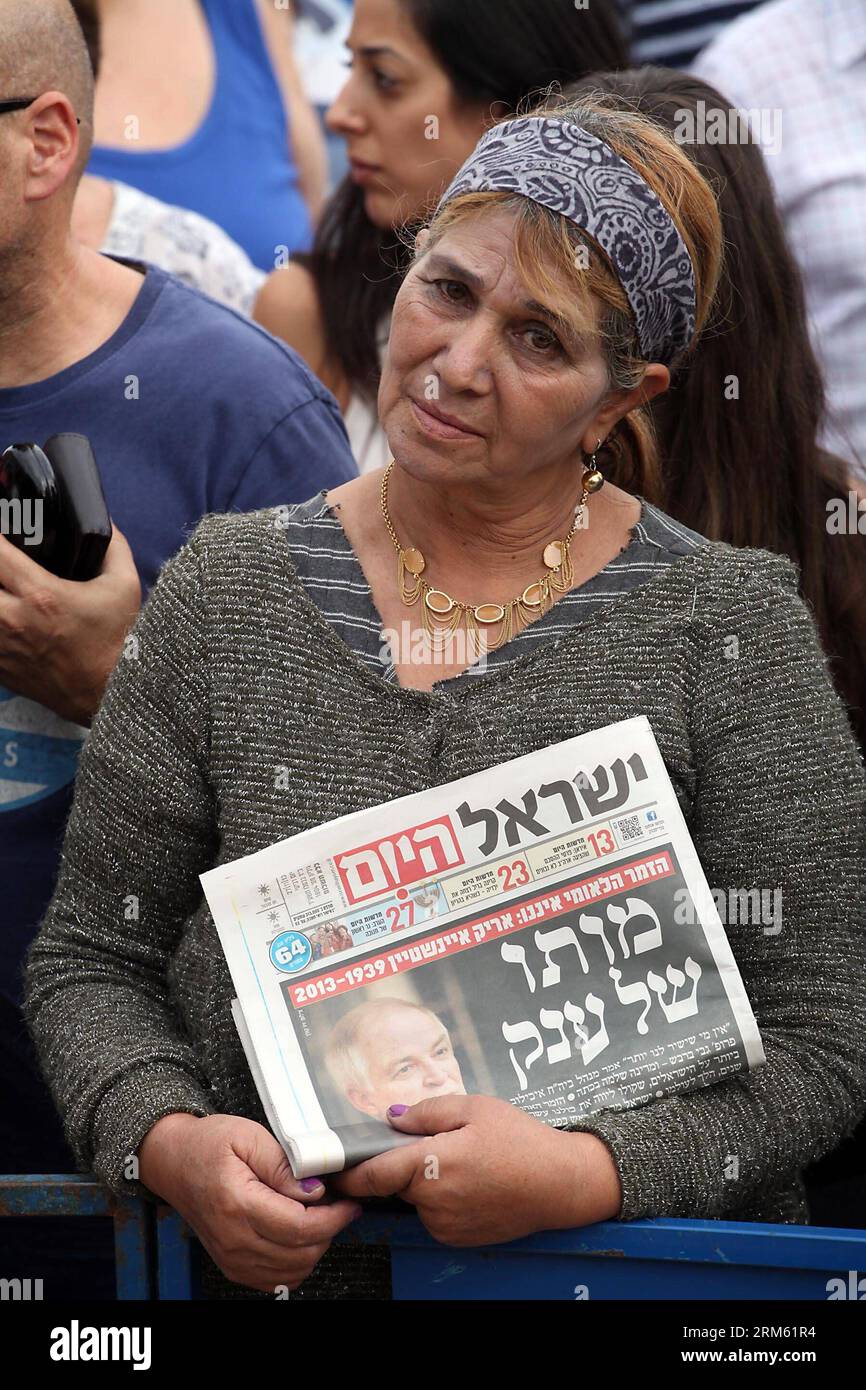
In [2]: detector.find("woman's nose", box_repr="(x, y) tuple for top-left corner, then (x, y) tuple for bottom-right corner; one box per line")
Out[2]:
(435, 320), (495, 394)
(326, 77), (367, 137)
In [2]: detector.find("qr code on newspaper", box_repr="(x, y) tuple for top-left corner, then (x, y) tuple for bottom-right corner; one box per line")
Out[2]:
(615, 813), (644, 844)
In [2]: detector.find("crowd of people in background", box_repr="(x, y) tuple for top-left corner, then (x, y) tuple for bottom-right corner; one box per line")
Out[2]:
(1, 0), (864, 1300)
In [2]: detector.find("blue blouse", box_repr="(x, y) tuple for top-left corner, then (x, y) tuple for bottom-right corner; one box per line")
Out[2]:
(87, 0), (312, 269)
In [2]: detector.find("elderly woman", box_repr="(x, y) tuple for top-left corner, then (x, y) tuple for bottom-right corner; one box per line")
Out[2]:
(25, 98), (866, 1301)
(255, 0), (628, 473)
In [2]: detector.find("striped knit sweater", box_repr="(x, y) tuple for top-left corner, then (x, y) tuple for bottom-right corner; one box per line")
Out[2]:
(24, 506), (866, 1298)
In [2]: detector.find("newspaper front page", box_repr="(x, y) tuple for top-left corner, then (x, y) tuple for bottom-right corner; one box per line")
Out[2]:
(201, 717), (764, 1177)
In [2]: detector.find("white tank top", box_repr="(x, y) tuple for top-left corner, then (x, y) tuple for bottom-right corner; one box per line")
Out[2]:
(341, 317), (391, 474)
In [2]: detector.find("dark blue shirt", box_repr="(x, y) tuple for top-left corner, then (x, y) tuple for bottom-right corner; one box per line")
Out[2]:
(0, 259), (357, 1023)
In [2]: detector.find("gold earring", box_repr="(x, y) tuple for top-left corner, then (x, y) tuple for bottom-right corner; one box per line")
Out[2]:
(583, 437), (605, 493)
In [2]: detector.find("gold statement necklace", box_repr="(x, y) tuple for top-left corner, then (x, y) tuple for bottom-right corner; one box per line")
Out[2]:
(380, 456), (604, 653)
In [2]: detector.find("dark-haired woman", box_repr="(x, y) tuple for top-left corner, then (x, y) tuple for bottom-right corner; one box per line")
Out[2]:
(253, 0), (627, 471)
(566, 68), (866, 1228)
(566, 69), (866, 759)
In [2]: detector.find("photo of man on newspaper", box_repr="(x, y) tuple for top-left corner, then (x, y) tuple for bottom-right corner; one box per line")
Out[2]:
(323, 999), (467, 1122)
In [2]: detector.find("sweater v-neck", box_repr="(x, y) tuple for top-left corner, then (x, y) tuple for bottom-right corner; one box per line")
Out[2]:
(275, 494), (715, 702)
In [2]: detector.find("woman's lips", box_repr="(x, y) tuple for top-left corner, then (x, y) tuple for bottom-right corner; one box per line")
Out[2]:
(349, 159), (383, 186)
(410, 398), (482, 441)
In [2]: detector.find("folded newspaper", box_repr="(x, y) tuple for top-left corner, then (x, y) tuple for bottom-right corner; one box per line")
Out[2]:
(201, 716), (764, 1177)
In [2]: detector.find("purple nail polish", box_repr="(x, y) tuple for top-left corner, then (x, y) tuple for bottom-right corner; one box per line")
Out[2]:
(388, 1104), (409, 1117)
(301, 1177), (323, 1192)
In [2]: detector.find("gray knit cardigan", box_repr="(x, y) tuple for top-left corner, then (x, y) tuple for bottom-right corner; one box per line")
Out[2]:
(24, 509), (866, 1296)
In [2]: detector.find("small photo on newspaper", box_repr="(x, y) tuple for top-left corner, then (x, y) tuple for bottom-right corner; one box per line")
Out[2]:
(201, 717), (765, 1177)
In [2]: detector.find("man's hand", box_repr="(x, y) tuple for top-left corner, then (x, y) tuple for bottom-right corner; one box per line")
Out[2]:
(333, 1095), (623, 1247)
(0, 525), (141, 725)
(138, 1113), (363, 1294)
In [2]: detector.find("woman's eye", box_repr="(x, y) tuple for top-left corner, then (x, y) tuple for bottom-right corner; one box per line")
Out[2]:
(373, 69), (400, 92)
(341, 57), (399, 92)
(523, 324), (560, 354)
(434, 280), (469, 305)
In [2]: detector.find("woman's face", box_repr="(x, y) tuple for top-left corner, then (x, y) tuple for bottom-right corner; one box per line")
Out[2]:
(326, 0), (490, 229)
(379, 207), (623, 490)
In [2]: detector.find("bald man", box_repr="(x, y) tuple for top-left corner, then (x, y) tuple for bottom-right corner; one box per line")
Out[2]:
(0, 0), (356, 1286)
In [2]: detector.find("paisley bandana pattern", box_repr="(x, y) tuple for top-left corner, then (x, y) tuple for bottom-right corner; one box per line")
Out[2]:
(437, 117), (697, 366)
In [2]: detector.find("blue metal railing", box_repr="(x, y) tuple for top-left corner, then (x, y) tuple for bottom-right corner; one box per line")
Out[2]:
(336, 1211), (866, 1300)
(3, 1175), (866, 1300)
(0, 1174), (150, 1299)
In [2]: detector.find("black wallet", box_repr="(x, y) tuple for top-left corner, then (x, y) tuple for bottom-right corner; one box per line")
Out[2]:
(0, 433), (111, 581)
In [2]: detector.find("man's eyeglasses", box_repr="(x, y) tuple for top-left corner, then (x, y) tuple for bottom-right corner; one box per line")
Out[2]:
(0, 98), (80, 125)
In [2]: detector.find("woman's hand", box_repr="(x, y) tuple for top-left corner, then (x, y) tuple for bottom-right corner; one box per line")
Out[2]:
(333, 1095), (623, 1246)
(138, 1113), (362, 1294)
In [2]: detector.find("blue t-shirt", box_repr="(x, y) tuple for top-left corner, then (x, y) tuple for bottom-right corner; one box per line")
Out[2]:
(0, 258), (357, 1016)
(87, 0), (312, 268)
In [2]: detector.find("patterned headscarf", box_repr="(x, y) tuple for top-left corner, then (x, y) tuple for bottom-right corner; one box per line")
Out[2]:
(436, 116), (697, 366)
